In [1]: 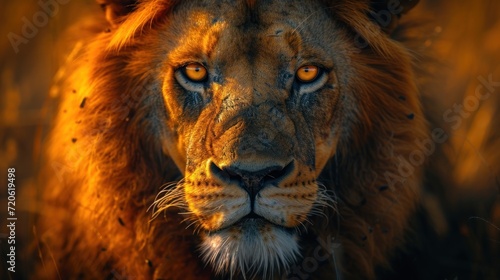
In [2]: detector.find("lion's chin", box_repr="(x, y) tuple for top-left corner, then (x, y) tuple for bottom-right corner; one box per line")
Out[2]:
(199, 218), (300, 278)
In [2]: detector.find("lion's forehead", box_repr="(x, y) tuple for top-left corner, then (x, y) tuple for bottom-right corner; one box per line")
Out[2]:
(169, 0), (336, 68)
(177, 0), (328, 26)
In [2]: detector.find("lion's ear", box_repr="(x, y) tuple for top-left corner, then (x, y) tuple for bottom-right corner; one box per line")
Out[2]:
(97, 0), (138, 27)
(369, 0), (419, 33)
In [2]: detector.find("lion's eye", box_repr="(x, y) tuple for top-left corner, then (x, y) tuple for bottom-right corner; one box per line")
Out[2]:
(183, 63), (208, 82)
(296, 65), (320, 83)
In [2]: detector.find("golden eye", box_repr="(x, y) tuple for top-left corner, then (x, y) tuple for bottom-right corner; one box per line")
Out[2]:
(296, 65), (320, 83)
(183, 63), (207, 82)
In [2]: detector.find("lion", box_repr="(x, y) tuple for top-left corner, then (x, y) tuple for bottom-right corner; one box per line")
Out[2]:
(35, 0), (428, 279)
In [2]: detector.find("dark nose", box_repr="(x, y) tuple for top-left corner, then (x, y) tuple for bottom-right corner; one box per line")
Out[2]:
(209, 161), (295, 198)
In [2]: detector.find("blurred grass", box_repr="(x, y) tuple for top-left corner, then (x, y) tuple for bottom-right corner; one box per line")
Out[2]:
(0, 1), (97, 278)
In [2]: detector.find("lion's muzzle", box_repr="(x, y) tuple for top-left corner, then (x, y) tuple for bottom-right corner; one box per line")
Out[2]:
(184, 155), (318, 232)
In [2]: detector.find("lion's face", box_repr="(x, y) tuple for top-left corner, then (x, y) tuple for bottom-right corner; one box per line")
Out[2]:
(156, 0), (348, 275)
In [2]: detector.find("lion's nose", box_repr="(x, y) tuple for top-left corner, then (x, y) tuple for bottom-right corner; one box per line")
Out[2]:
(209, 160), (295, 198)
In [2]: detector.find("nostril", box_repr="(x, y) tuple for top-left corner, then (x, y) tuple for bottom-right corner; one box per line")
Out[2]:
(209, 161), (231, 182)
(224, 168), (243, 181)
(265, 169), (282, 180)
(262, 161), (294, 183)
(209, 161), (248, 183)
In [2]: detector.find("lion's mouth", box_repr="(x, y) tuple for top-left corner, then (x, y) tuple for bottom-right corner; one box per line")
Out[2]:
(210, 211), (294, 234)
(240, 211), (262, 221)
(237, 213), (274, 228)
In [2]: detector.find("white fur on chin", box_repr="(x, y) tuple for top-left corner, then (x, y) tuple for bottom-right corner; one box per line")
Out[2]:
(199, 219), (300, 279)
